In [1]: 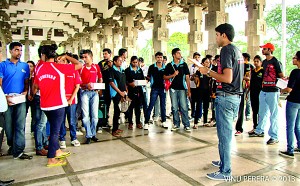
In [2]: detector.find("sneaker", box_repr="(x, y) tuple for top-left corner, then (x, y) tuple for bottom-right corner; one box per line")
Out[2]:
(153, 117), (159, 122)
(161, 122), (168, 128)
(206, 171), (231, 181)
(189, 117), (194, 122)
(81, 127), (86, 132)
(7, 146), (13, 155)
(76, 130), (84, 136)
(171, 126), (179, 131)
(0, 179), (14, 185)
(85, 138), (91, 144)
(97, 127), (103, 134)
(14, 153), (33, 160)
(279, 151), (294, 159)
(248, 131), (264, 137)
(184, 127), (191, 132)
(112, 131), (121, 137)
(235, 131), (242, 136)
(71, 139), (81, 147)
(36, 149), (48, 156)
(102, 124), (111, 129)
(267, 138), (279, 145)
(59, 141), (66, 149)
(128, 123), (133, 130)
(144, 124), (149, 130)
(91, 136), (100, 142)
(211, 160), (221, 167)
(136, 123), (143, 129)
(294, 148), (300, 154)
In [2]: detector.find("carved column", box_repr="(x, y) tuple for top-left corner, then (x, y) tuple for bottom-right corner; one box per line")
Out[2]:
(245, 0), (266, 60)
(1, 40), (7, 60)
(188, 5), (204, 58)
(205, 0), (228, 56)
(72, 40), (79, 55)
(103, 25), (114, 52)
(122, 13), (135, 64)
(24, 39), (30, 61)
(152, 0), (169, 56)
(65, 44), (72, 53)
(113, 27), (122, 55)
(90, 32), (100, 62)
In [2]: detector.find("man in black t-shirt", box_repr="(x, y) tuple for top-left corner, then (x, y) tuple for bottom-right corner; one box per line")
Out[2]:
(199, 23), (243, 181)
(164, 48), (191, 132)
(249, 43), (284, 146)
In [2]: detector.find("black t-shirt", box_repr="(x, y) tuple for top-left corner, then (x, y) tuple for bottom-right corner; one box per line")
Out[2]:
(287, 69), (300, 103)
(216, 44), (244, 95)
(147, 63), (165, 89)
(250, 68), (264, 94)
(125, 65), (144, 99)
(164, 61), (190, 90)
(262, 57), (283, 92)
(98, 60), (112, 85)
(196, 71), (211, 90)
(109, 66), (126, 97)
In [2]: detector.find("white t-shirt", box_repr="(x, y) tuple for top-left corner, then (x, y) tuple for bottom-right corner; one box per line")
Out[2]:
(189, 64), (199, 89)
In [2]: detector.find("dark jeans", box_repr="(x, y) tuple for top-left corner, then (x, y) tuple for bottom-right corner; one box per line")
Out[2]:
(34, 95), (48, 151)
(196, 89), (210, 124)
(26, 97), (36, 133)
(44, 107), (66, 158)
(0, 112), (5, 151)
(235, 91), (246, 132)
(250, 91), (260, 129)
(4, 102), (26, 157)
(59, 104), (78, 141)
(112, 95), (121, 133)
(145, 88), (166, 123)
(128, 93), (143, 125)
(191, 88), (202, 118)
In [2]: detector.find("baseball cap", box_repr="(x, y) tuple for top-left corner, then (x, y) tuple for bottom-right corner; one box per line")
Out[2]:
(259, 43), (275, 51)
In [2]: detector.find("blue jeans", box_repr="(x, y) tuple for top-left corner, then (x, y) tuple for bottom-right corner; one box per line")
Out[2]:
(4, 102), (26, 157)
(59, 104), (78, 141)
(145, 88), (166, 123)
(285, 101), (300, 153)
(81, 90), (99, 138)
(44, 108), (65, 158)
(34, 95), (48, 151)
(255, 91), (280, 140)
(215, 94), (240, 176)
(169, 89), (190, 128)
(153, 99), (160, 117)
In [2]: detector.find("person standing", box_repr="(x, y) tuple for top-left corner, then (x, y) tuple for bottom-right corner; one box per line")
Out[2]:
(199, 23), (243, 180)
(164, 48), (191, 132)
(79, 50), (102, 144)
(279, 51), (300, 158)
(0, 42), (32, 160)
(26, 61), (36, 136)
(249, 43), (284, 145)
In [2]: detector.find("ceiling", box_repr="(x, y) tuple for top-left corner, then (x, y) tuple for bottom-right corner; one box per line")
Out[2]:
(0, 0), (244, 46)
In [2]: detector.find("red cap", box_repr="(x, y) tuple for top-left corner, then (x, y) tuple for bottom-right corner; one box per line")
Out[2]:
(260, 43), (275, 51)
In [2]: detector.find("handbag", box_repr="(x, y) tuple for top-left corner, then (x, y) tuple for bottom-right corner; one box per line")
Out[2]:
(165, 63), (176, 91)
(119, 96), (132, 113)
(0, 87), (8, 112)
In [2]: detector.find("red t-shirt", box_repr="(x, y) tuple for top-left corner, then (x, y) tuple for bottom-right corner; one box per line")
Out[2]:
(65, 71), (81, 104)
(34, 62), (76, 111)
(79, 64), (102, 85)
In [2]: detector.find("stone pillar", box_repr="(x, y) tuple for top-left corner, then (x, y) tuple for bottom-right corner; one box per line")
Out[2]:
(205, 0), (228, 56)
(24, 39), (30, 61)
(188, 5), (204, 58)
(65, 44), (72, 53)
(122, 13), (135, 63)
(245, 0), (266, 60)
(90, 32), (100, 62)
(152, 0), (169, 56)
(72, 40), (79, 55)
(113, 27), (122, 55)
(103, 25), (114, 52)
(133, 27), (139, 56)
(1, 40), (7, 60)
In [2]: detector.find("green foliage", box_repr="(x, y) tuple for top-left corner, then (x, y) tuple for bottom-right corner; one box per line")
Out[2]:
(167, 32), (189, 61)
(265, 4), (300, 75)
(137, 39), (153, 65)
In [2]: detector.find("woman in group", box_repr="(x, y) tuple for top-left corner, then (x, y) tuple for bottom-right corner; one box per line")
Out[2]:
(26, 61), (36, 136)
(280, 51), (300, 158)
(33, 44), (82, 166)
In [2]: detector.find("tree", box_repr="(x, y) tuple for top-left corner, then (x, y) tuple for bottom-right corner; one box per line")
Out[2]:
(138, 39), (153, 65)
(265, 4), (300, 75)
(167, 32), (189, 61)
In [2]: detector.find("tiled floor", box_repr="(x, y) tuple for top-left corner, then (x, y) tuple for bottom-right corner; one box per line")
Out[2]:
(0, 100), (299, 186)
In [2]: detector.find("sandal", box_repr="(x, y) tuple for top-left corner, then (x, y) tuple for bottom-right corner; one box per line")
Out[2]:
(47, 159), (67, 167)
(192, 125), (198, 129)
(136, 123), (143, 129)
(55, 151), (71, 159)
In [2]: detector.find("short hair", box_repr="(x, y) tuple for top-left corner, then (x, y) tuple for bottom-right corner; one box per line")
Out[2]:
(130, 56), (138, 62)
(163, 56), (167, 60)
(113, 55), (120, 62)
(172, 48), (181, 56)
(81, 49), (93, 57)
(201, 57), (208, 64)
(138, 57), (144, 63)
(118, 48), (127, 56)
(253, 55), (262, 62)
(214, 55), (220, 60)
(72, 54), (79, 60)
(206, 54), (213, 60)
(9, 42), (22, 50)
(155, 52), (163, 57)
(40, 44), (58, 60)
(215, 23), (235, 42)
(79, 49), (85, 58)
(296, 51), (300, 60)
(193, 52), (201, 58)
(27, 60), (35, 67)
(0, 41), (2, 47)
(242, 53), (251, 61)
(103, 48), (112, 54)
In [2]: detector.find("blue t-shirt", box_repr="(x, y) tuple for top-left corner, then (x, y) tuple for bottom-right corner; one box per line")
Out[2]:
(0, 59), (30, 94)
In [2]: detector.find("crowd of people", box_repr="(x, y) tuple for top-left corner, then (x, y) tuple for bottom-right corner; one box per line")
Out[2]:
(0, 22), (300, 181)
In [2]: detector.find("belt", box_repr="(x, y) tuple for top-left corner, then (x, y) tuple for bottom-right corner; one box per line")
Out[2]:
(216, 91), (240, 97)
(82, 89), (99, 92)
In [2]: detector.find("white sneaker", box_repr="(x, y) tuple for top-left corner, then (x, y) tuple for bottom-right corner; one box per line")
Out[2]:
(184, 127), (191, 132)
(97, 127), (103, 134)
(76, 130), (84, 136)
(71, 139), (81, 147)
(81, 127), (86, 132)
(59, 141), (66, 149)
(144, 124), (149, 130)
(153, 117), (159, 122)
(162, 122), (168, 128)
